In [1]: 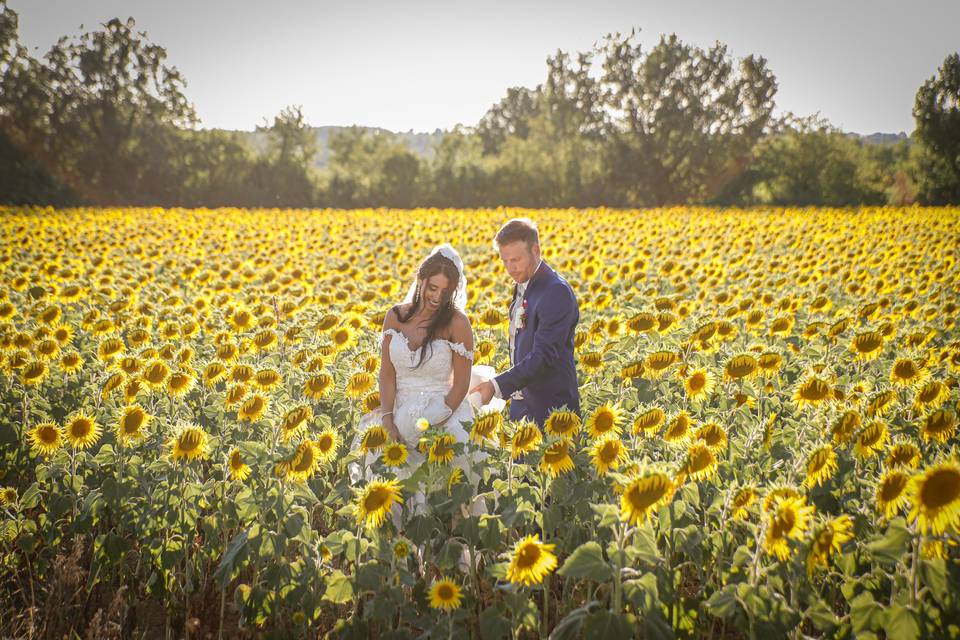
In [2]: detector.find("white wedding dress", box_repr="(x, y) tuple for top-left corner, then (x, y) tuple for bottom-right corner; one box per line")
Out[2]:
(351, 328), (502, 518)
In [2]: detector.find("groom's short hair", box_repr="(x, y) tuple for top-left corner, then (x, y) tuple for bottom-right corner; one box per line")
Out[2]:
(494, 218), (539, 250)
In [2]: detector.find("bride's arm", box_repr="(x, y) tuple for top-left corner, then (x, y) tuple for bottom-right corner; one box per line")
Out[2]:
(441, 311), (474, 421)
(379, 309), (403, 442)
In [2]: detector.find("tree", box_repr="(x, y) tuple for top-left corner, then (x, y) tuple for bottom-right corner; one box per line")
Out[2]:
(596, 31), (778, 205)
(912, 53), (960, 204)
(476, 87), (539, 155)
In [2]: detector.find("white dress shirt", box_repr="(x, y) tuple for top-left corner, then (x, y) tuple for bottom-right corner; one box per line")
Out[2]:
(491, 258), (543, 400)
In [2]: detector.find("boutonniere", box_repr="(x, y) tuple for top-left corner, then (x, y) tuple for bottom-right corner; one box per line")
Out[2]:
(518, 298), (528, 330)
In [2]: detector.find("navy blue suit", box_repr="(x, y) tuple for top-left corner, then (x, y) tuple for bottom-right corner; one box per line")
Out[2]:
(494, 261), (581, 426)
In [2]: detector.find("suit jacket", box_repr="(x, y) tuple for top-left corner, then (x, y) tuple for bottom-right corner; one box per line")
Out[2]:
(494, 260), (580, 425)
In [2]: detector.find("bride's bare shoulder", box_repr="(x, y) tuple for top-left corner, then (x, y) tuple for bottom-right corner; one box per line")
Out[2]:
(446, 309), (473, 344)
(383, 303), (408, 330)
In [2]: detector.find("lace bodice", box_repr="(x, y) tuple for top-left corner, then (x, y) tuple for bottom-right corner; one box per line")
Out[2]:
(382, 328), (473, 394)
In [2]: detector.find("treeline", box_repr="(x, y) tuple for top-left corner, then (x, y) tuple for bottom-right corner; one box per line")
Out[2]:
(1, 4), (957, 208)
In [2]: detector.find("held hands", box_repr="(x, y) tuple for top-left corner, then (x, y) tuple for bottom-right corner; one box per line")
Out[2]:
(469, 380), (496, 406)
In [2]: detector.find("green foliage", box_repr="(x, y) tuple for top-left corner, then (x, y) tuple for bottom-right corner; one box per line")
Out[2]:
(911, 53), (960, 204)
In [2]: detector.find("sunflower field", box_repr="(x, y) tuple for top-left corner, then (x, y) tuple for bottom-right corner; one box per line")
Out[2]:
(1, 205), (959, 640)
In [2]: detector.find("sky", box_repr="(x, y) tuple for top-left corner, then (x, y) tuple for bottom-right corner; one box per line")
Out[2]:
(10, 0), (960, 135)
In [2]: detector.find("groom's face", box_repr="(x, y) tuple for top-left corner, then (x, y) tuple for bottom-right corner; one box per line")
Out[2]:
(499, 241), (541, 284)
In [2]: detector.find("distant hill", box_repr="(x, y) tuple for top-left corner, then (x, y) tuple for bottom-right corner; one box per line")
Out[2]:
(855, 131), (911, 145)
(213, 125), (909, 169)
(214, 126), (445, 169)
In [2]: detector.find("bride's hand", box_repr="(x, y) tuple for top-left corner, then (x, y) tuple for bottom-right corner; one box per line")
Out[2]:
(382, 416), (405, 445)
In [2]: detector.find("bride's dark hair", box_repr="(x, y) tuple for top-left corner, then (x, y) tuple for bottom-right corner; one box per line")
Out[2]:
(395, 252), (461, 368)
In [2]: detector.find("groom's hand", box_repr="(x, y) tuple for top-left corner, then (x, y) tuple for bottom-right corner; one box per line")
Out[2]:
(470, 380), (496, 405)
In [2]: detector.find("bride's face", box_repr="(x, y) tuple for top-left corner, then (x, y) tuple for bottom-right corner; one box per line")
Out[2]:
(420, 273), (451, 312)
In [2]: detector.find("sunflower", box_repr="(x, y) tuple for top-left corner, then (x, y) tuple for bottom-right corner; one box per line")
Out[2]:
(169, 423), (209, 462)
(620, 472), (674, 526)
(886, 440), (921, 469)
(890, 357), (927, 387)
(544, 410), (581, 440)
(20, 360), (48, 387)
(224, 384), (248, 408)
(429, 434), (457, 465)
(252, 368), (282, 392)
(804, 445), (838, 488)
(620, 360), (645, 379)
(680, 442), (718, 483)
(506, 534), (558, 586)
(682, 367), (715, 402)
(510, 422), (542, 459)
(627, 311), (657, 333)
(763, 485), (801, 513)
(315, 429), (339, 462)
(806, 515), (853, 576)
(123, 378), (144, 404)
(355, 479), (403, 528)
(850, 330), (884, 361)
(238, 394), (269, 422)
(643, 350), (680, 379)
(203, 361), (227, 387)
(632, 407), (665, 437)
(876, 469), (911, 518)
(730, 486), (757, 520)
(141, 359), (170, 390)
(346, 372), (376, 398)
(913, 381), (949, 414)
(853, 421), (889, 460)
(793, 376), (833, 409)
(763, 496), (815, 560)
(663, 411), (693, 444)
(908, 461), (960, 535)
(586, 403), (621, 439)
(469, 410), (503, 444)
(28, 422), (62, 458)
(286, 440), (321, 481)
(831, 410), (862, 446)
(230, 364), (255, 384)
(579, 351), (604, 374)
(590, 435), (626, 476)
(382, 442), (409, 467)
(166, 370), (196, 399)
(303, 373), (333, 400)
(60, 351), (83, 374)
(97, 371), (124, 401)
(363, 391), (381, 413)
(694, 422), (728, 452)
(866, 389), (898, 418)
(0, 487), (16, 508)
(97, 337), (125, 362)
(227, 447), (252, 481)
(920, 409), (957, 443)
(115, 404), (150, 445)
(65, 411), (101, 450)
(360, 425), (389, 454)
(330, 325), (357, 352)
(724, 354), (759, 381)
(540, 441), (575, 477)
(757, 352), (784, 377)
(279, 405), (313, 441)
(115, 356), (141, 376)
(393, 540), (411, 559)
(428, 578), (463, 611)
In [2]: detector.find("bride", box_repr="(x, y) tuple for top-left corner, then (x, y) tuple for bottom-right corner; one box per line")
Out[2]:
(353, 243), (501, 519)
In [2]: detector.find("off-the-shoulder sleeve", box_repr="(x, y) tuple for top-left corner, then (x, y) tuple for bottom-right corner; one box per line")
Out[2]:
(447, 340), (474, 361)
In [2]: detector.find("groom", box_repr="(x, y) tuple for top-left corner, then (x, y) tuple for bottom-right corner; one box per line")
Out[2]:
(471, 218), (580, 426)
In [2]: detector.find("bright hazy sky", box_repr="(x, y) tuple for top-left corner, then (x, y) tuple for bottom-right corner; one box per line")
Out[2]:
(11, 0), (959, 135)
